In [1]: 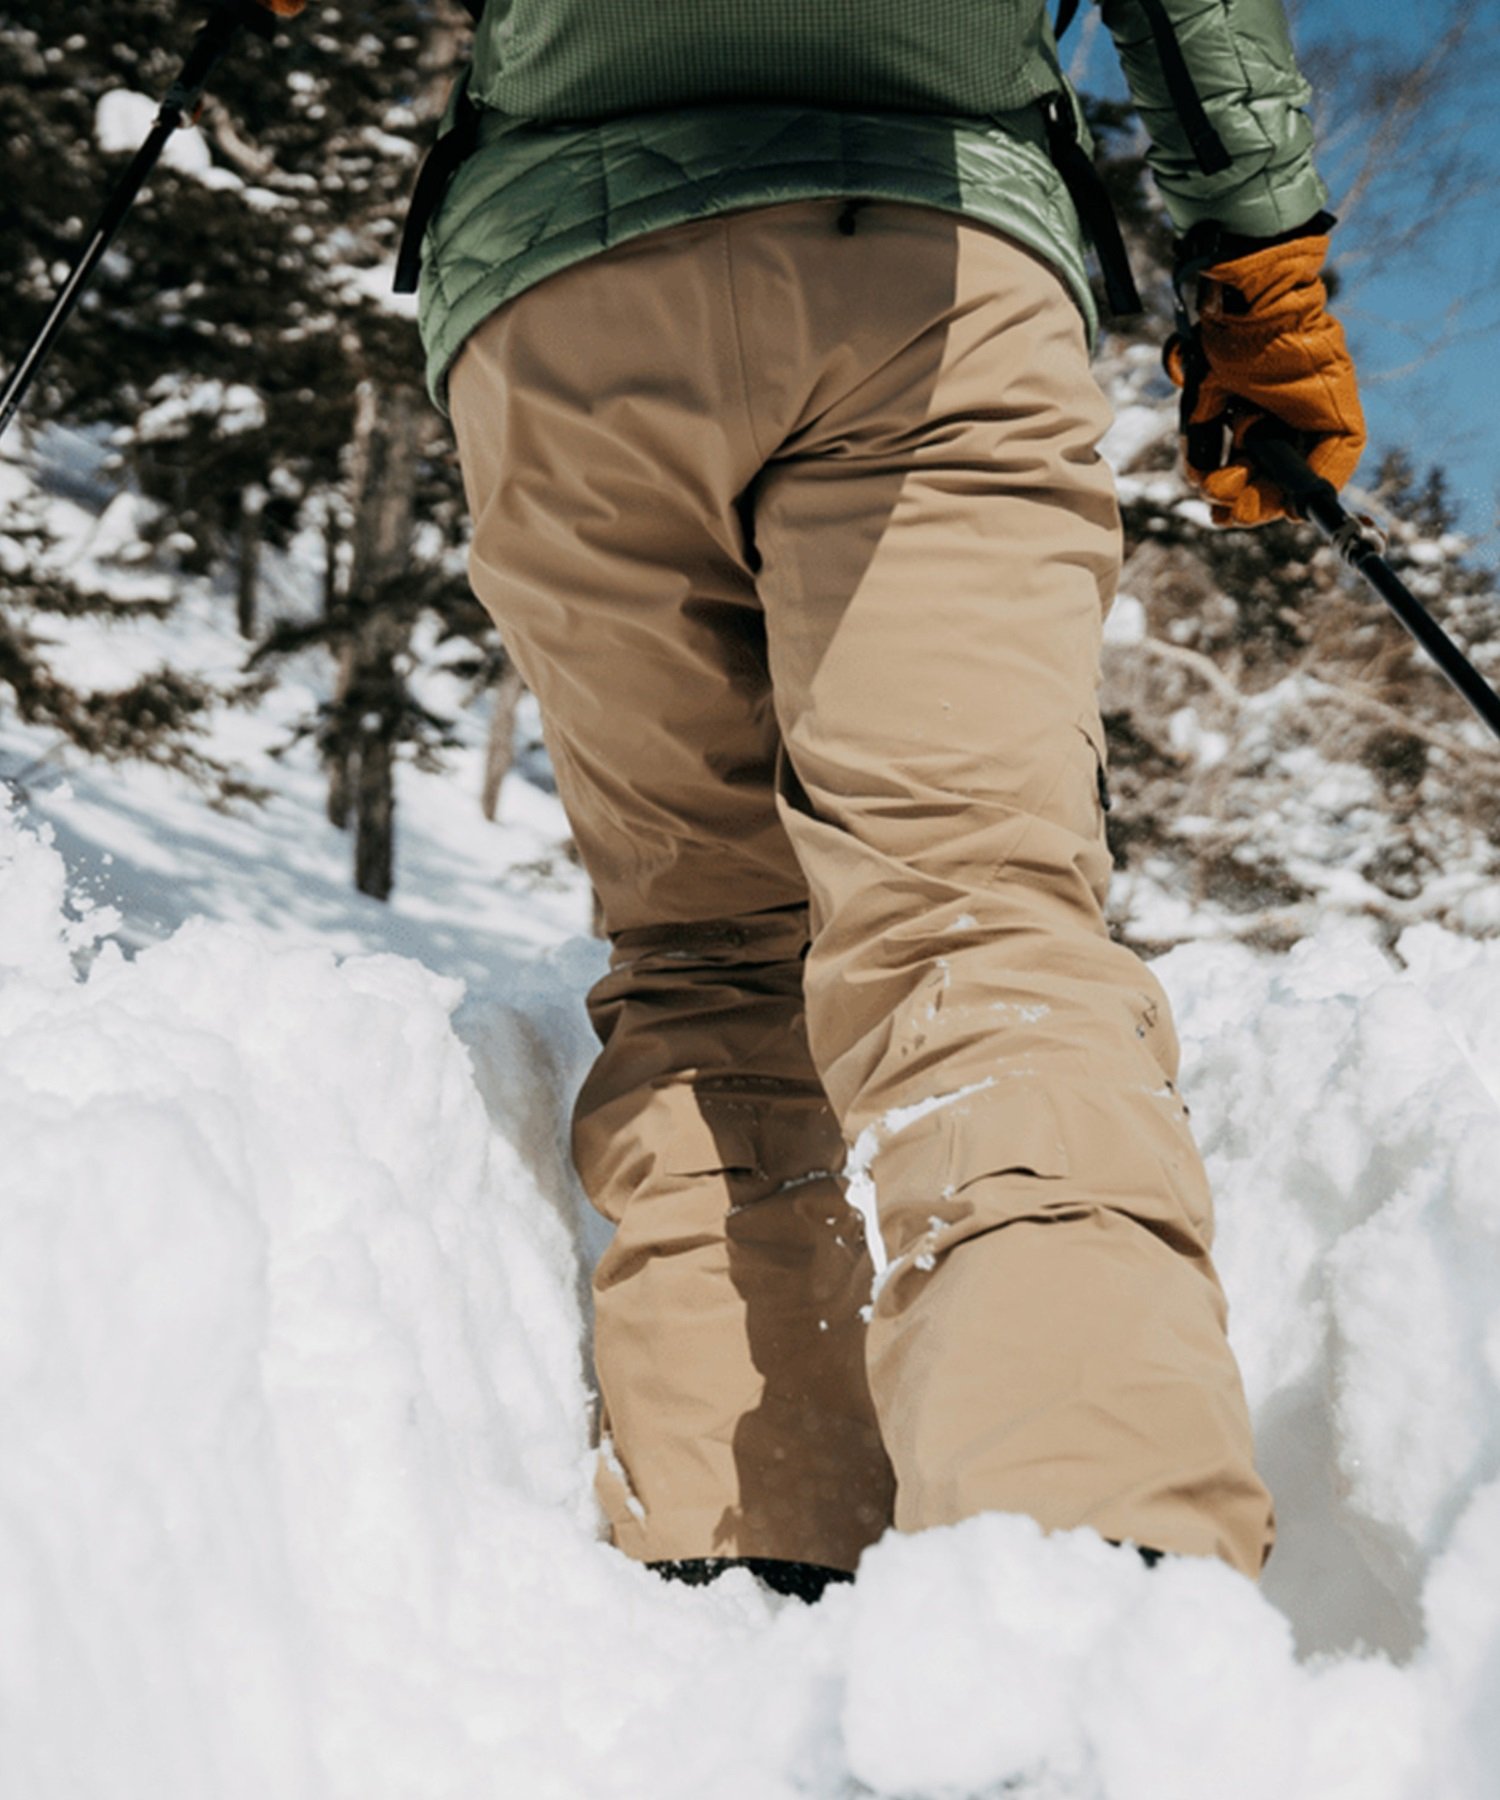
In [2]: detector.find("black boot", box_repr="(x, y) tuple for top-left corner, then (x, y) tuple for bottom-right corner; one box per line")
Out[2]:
(649, 1557), (854, 1604)
(1107, 1541), (1165, 1568)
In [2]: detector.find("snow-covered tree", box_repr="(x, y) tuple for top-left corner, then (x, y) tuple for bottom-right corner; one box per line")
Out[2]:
(0, 0), (498, 889)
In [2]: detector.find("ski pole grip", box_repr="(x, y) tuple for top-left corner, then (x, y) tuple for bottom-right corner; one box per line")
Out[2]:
(1242, 419), (1340, 523)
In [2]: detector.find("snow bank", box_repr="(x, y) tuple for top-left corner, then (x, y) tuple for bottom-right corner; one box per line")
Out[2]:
(0, 803), (594, 1798)
(5, 800), (1500, 1799)
(1166, 924), (1500, 1660)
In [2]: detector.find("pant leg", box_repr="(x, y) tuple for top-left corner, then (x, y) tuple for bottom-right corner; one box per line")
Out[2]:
(719, 203), (1275, 1578)
(447, 224), (895, 1570)
(577, 909), (892, 1569)
(450, 198), (1274, 1581)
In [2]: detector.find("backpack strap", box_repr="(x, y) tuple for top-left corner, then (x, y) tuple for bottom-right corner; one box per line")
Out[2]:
(1053, 0), (1229, 176)
(394, 72), (480, 295)
(1038, 93), (1142, 316)
(393, 2), (486, 294)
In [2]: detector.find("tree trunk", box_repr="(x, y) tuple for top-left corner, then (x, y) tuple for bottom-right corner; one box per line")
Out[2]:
(236, 483), (264, 640)
(353, 719), (397, 901)
(322, 498), (352, 828)
(325, 3), (464, 890)
(322, 498), (341, 617)
(337, 380), (419, 898)
(324, 640), (351, 828)
(481, 662), (525, 821)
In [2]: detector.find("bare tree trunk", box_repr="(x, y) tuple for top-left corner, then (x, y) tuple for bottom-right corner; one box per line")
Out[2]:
(325, 676), (352, 829)
(236, 483), (264, 641)
(354, 720), (397, 901)
(337, 380), (419, 899)
(326, 670), (352, 829)
(480, 662), (525, 821)
(322, 498), (341, 616)
(322, 1), (467, 892)
(345, 613), (407, 901)
(321, 495), (353, 828)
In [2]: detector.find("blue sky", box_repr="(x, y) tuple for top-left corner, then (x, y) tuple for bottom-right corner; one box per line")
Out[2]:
(1077, 0), (1500, 541)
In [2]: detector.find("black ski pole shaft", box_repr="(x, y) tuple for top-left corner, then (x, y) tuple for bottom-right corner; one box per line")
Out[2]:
(1246, 422), (1500, 748)
(0, 0), (305, 446)
(0, 119), (177, 443)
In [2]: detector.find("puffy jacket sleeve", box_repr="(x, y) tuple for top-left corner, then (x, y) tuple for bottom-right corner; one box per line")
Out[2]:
(1098, 0), (1328, 237)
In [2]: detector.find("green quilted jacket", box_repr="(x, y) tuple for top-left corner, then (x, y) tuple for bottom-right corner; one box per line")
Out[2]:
(415, 0), (1328, 410)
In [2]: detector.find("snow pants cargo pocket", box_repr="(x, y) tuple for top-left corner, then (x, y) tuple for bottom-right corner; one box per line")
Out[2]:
(868, 1069), (1214, 1309)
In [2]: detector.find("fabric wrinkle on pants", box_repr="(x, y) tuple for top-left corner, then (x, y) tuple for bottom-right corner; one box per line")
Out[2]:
(448, 200), (1276, 1582)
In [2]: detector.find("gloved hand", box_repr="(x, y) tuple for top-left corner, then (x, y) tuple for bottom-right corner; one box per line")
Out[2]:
(1165, 224), (1365, 527)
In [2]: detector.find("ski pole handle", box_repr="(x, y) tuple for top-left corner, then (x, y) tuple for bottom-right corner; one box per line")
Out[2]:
(1240, 420), (1341, 532)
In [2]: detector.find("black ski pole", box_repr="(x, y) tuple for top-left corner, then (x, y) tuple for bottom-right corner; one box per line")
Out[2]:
(1245, 421), (1500, 748)
(0, 0), (307, 446)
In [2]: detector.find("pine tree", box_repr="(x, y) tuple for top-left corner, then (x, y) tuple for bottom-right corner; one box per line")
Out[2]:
(0, 0), (502, 889)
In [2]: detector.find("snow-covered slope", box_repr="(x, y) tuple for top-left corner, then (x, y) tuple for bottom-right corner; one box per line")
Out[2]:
(5, 748), (1500, 1796)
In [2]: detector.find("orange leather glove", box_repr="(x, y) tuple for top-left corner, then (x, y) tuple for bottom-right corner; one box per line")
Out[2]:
(1166, 228), (1365, 527)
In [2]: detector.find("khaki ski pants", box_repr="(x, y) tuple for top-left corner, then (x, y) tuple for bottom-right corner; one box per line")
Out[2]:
(450, 201), (1274, 1581)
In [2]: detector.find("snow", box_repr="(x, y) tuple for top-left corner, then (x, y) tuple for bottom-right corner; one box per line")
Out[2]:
(95, 91), (216, 180)
(136, 379), (269, 442)
(843, 1077), (999, 1296)
(1098, 404), (1170, 475)
(1167, 703), (1230, 767)
(337, 258), (419, 321)
(1101, 591), (1147, 646)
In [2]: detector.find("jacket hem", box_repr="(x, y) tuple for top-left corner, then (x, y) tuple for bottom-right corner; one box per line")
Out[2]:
(423, 179), (1097, 413)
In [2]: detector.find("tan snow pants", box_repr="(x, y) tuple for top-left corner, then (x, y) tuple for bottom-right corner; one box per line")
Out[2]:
(450, 201), (1275, 1581)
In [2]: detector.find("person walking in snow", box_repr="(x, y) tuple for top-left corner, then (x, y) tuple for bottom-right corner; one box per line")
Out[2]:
(404, 0), (1364, 1597)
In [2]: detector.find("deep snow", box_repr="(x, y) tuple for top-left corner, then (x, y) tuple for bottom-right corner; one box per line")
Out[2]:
(5, 749), (1500, 1796)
